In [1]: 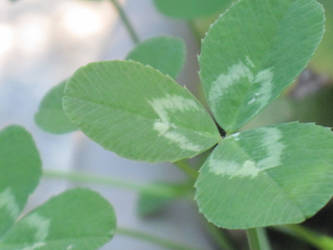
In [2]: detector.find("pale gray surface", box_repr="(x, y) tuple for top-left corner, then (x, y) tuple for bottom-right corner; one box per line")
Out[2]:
(0, 0), (213, 249)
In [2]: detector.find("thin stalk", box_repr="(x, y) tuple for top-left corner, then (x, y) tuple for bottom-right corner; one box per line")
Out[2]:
(247, 228), (271, 250)
(205, 222), (235, 250)
(117, 227), (203, 250)
(187, 21), (202, 45)
(109, 0), (140, 44)
(275, 225), (333, 250)
(43, 169), (185, 198)
(173, 160), (199, 180)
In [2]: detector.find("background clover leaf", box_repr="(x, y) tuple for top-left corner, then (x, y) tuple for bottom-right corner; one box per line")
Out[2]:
(153, 0), (234, 19)
(35, 81), (77, 134)
(126, 36), (186, 79)
(1, 188), (116, 250)
(0, 126), (42, 237)
(0, 126), (116, 250)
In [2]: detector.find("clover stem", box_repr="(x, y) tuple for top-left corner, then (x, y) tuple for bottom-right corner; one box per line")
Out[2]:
(188, 20), (202, 43)
(205, 222), (235, 250)
(117, 227), (203, 250)
(246, 228), (272, 250)
(43, 169), (189, 198)
(109, 0), (140, 44)
(173, 159), (199, 180)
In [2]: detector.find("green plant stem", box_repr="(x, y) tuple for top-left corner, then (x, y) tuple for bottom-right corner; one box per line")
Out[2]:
(117, 227), (203, 250)
(109, 0), (140, 44)
(205, 222), (235, 250)
(246, 228), (271, 250)
(188, 21), (202, 45)
(43, 169), (184, 198)
(173, 160), (199, 180)
(275, 225), (333, 250)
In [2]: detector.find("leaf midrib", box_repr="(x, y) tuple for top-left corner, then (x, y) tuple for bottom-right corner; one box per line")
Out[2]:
(64, 95), (219, 140)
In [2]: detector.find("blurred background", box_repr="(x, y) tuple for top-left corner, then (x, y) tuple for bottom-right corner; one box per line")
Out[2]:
(0, 0), (332, 249)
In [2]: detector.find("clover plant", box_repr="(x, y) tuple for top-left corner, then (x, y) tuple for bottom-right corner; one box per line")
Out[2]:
(0, 126), (116, 250)
(5, 0), (333, 249)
